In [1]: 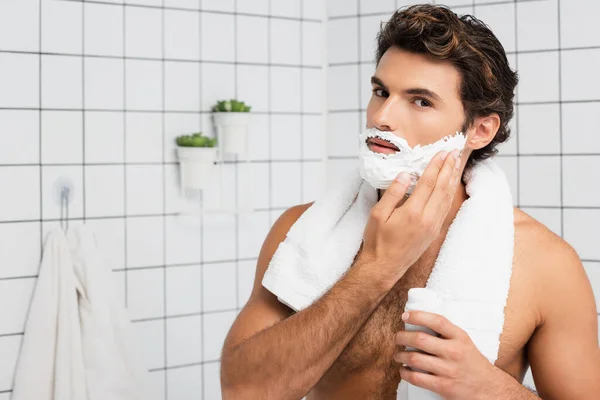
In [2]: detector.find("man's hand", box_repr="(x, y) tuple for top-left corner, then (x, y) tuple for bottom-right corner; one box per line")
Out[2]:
(394, 310), (501, 400)
(360, 148), (463, 287)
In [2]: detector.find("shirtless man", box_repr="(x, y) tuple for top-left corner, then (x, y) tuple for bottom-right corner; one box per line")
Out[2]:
(220, 5), (600, 399)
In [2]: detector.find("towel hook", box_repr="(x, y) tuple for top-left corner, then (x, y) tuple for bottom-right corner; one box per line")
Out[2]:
(54, 177), (74, 232)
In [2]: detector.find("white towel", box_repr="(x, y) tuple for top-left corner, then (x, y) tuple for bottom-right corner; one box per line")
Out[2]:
(12, 225), (150, 400)
(262, 157), (514, 365)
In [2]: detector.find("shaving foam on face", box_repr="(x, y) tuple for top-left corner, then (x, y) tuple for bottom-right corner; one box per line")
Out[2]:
(358, 127), (467, 193)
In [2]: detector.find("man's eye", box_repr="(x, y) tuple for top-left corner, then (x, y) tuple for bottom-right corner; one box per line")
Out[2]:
(414, 98), (432, 108)
(372, 88), (388, 97)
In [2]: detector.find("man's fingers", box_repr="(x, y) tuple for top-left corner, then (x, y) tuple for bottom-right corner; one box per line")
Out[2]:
(374, 172), (411, 220)
(423, 149), (462, 222)
(405, 150), (448, 210)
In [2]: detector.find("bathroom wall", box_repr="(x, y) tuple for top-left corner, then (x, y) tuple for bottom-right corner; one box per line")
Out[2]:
(326, 0), (600, 391)
(0, 0), (325, 399)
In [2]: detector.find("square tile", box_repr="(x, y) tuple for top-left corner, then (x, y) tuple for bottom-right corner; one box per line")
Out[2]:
(132, 320), (165, 370)
(166, 0), (200, 9)
(125, 5), (162, 59)
(236, 65), (269, 113)
(0, 110), (39, 164)
(238, 211), (270, 259)
(583, 262), (600, 313)
(328, 112), (360, 157)
(128, 0), (162, 6)
(112, 269), (126, 307)
(327, 0), (358, 17)
(165, 61), (200, 112)
(84, 2), (123, 56)
(201, 162), (236, 212)
(0, 222), (41, 279)
(561, 49), (600, 102)
(203, 0), (234, 12)
(126, 165), (164, 215)
(166, 317), (202, 367)
(203, 262), (237, 312)
(562, 102), (600, 154)
(520, 207), (562, 238)
(519, 156), (561, 207)
(303, 68), (324, 113)
(271, 19), (301, 65)
(84, 218), (126, 271)
(237, 16), (269, 64)
(167, 365), (203, 398)
(84, 57), (124, 110)
(303, 161), (326, 203)
(126, 60), (163, 111)
(517, 104), (560, 154)
(42, 0), (82, 54)
(328, 65), (359, 111)
(0, 53), (39, 108)
(303, 115), (326, 160)
(201, 63), (235, 112)
(360, 62), (376, 109)
(201, 12), (234, 62)
(360, 0), (395, 13)
(203, 311), (237, 361)
(41, 165), (83, 220)
(0, 0), (38, 51)
(563, 209), (600, 260)
(41, 111), (83, 164)
(361, 15), (386, 62)
(0, 278), (36, 334)
(237, 0), (268, 14)
(164, 113), (202, 163)
(249, 163), (270, 209)
(270, 67), (301, 112)
(494, 156), (518, 205)
(203, 362), (222, 400)
(271, 0), (300, 17)
(147, 371), (165, 400)
(164, 9), (200, 61)
(42, 55), (83, 109)
(202, 213), (236, 262)
(517, 51), (559, 103)
(516, 0), (558, 51)
(166, 265), (201, 315)
(128, 268), (164, 320)
(497, 106), (518, 156)
(303, 0), (325, 20)
(271, 162), (302, 208)
(474, 2), (515, 53)
(126, 216), (164, 268)
(303, 22), (324, 66)
(560, 0), (600, 48)
(237, 260), (256, 307)
(85, 165), (125, 217)
(327, 18), (358, 64)
(125, 112), (163, 163)
(271, 115), (302, 160)
(245, 114), (269, 161)
(165, 215), (202, 265)
(0, 336), (23, 391)
(563, 156), (600, 207)
(85, 111), (125, 163)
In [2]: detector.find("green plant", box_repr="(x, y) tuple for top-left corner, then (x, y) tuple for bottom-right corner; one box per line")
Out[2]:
(176, 132), (217, 148)
(212, 99), (251, 112)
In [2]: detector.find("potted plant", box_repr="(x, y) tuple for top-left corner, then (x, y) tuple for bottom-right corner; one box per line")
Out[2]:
(176, 132), (218, 191)
(212, 99), (252, 155)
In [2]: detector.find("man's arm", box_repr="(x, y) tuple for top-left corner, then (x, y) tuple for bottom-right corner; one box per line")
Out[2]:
(220, 204), (395, 399)
(522, 234), (600, 399)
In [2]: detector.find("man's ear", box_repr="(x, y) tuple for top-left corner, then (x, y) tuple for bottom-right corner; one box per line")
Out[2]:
(466, 113), (501, 151)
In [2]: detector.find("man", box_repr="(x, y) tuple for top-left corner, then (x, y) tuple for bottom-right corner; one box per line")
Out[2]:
(220, 4), (600, 399)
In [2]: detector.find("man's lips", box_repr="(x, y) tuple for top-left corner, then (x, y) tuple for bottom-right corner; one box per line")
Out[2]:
(367, 138), (400, 154)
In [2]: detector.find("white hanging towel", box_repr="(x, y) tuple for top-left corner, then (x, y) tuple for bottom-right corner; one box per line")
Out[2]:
(12, 225), (150, 400)
(262, 157), (515, 367)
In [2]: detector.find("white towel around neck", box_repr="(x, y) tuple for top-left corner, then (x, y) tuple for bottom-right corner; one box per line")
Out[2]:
(262, 157), (515, 365)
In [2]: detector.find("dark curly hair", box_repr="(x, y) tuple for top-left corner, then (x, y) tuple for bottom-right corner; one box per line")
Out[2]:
(375, 4), (519, 172)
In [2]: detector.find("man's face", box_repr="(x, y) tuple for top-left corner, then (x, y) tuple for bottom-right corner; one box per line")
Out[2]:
(366, 46), (470, 154)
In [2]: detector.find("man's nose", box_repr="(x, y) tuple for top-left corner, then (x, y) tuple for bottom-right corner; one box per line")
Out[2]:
(371, 98), (397, 132)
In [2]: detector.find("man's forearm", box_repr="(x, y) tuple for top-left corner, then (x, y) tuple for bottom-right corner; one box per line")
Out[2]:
(221, 259), (394, 399)
(486, 367), (540, 400)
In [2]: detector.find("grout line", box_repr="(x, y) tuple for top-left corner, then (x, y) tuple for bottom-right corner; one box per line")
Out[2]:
(0, 107), (323, 115)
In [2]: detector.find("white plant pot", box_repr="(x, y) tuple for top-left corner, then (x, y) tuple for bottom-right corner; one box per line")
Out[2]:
(177, 146), (218, 191)
(213, 112), (251, 155)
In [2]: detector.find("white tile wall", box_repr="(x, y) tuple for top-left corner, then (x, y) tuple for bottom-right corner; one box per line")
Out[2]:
(0, 1), (326, 399)
(327, 0), (600, 394)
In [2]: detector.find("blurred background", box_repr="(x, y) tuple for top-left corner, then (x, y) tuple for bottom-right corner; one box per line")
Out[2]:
(0, 0), (598, 399)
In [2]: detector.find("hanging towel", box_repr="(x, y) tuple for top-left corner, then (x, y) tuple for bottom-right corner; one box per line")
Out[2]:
(262, 157), (515, 366)
(12, 225), (150, 400)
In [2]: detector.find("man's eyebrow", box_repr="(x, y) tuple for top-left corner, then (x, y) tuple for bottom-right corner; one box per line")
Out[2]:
(370, 76), (443, 103)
